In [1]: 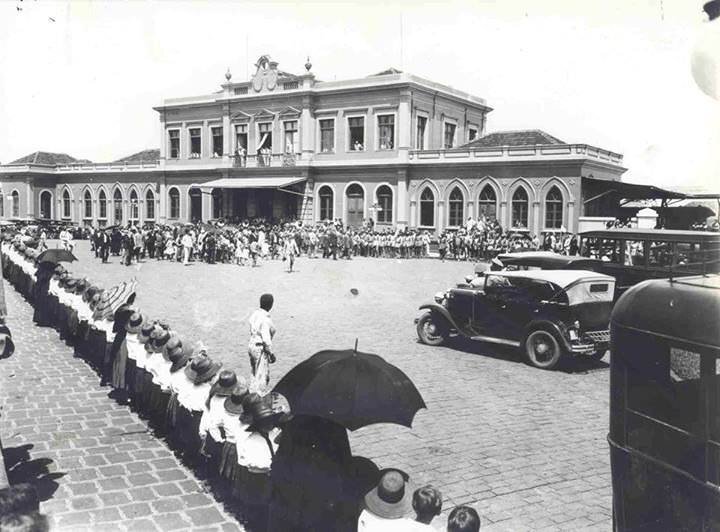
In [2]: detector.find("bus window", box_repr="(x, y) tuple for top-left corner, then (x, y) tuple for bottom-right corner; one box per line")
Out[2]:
(624, 240), (646, 266)
(648, 241), (672, 268)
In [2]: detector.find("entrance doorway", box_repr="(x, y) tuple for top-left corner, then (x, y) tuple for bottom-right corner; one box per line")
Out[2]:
(189, 188), (202, 221)
(346, 184), (364, 227)
(39, 191), (52, 219)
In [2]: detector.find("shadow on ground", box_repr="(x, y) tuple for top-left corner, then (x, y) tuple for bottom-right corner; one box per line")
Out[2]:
(2, 443), (65, 501)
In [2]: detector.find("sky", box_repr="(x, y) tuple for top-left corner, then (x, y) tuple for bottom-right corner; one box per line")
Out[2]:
(0, 0), (718, 190)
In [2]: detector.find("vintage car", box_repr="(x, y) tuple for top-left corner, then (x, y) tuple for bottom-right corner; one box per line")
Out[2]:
(416, 269), (615, 370)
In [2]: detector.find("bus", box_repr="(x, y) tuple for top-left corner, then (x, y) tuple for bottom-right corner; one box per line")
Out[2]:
(579, 228), (720, 296)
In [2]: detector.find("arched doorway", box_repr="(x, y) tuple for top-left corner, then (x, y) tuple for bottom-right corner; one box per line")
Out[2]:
(189, 188), (202, 222)
(345, 184), (364, 227)
(39, 191), (52, 219)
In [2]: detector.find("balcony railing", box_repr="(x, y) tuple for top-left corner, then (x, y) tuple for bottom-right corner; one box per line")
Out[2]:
(409, 143), (624, 165)
(233, 153), (300, 168)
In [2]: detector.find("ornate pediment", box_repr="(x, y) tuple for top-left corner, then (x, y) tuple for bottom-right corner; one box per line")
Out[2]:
(253, 108), (276, 121)
(278, 106), (301, 118)
(231, 110), (252, 122)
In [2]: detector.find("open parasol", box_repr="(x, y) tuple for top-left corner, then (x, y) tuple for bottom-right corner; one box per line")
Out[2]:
(37, 248), (77, 264)
(273, 348), (426, 431)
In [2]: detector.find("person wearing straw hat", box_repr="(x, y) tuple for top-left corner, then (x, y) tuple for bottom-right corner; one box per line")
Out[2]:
(109, 308), (142, 400)
(358, 469), (420, 531)
(164, 340), (195, 432)
(124, 315), (148, 403)
(216, 385), (252, 486)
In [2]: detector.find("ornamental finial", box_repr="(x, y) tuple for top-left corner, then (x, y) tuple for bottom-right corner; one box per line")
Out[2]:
(305, 57), (312, 72)
(225, 68), (232, 81)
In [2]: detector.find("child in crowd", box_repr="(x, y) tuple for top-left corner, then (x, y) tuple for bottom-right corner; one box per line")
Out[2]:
(412, 485), (443, 529)
(447, 506), (481, 532)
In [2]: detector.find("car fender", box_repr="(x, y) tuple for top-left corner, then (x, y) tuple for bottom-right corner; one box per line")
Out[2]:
(523, 319), (573, 352)
(418, 303), (461, 332)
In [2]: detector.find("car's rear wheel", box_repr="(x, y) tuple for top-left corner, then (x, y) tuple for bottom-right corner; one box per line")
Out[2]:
(416, 312), (448, 346)
(524, 329), (564, 370)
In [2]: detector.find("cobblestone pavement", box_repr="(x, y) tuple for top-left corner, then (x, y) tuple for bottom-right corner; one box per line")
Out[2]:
(0, 285), (244, 531)
(10, 241), (612, 530)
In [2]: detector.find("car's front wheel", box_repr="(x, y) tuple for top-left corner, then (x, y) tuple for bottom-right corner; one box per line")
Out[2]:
(524, 329), (564, 370)
(416, 312), (448, 346)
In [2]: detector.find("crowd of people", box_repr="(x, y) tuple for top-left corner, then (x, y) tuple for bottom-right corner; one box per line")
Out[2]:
(79, 216), (584, 270)
(1, 235), (483, 531)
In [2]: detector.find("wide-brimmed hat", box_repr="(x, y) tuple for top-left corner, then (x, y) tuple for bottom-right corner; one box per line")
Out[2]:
(223, 382), (251, 415)
(0, 324), (15, 359)
(184, 355), (222, 384)
(125, 311), (144, 334)
(211, 370), (241, 398)
(73, 279), (89, 295)
(364, 469), (413, 519)
(168, 343), (193, 373)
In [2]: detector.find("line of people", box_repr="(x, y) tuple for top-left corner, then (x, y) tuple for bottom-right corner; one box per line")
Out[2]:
(2, 239), (482, 531)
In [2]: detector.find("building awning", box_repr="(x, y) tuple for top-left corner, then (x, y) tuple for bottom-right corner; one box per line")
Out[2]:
(582, 176), (686, 204)
(200, 176), (306, 189)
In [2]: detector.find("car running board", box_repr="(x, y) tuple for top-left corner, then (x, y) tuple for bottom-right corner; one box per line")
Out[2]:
(469, 335), (521, 347)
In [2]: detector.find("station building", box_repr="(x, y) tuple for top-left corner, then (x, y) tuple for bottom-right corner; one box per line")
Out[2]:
(0, 55), (628, 234)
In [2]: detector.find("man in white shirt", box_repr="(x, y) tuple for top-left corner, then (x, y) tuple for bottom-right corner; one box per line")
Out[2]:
(247, 293), (276, 394)
(181, 230), (194, 266)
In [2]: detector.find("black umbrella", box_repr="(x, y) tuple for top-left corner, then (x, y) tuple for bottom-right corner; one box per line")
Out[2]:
(273, 349), (426, 431)
(37, 248), (77, 264)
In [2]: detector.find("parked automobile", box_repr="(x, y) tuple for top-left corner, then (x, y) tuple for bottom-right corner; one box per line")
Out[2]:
(416, 269), (615, 370)
(609, 274), (720, 531)
(487, 251), (604, 272)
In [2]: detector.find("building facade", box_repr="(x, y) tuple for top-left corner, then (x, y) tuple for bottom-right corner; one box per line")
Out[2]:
(0, 55), (626, 234)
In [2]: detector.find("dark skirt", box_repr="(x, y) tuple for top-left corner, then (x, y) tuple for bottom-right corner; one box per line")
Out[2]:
(235, 466), (272, 507)
(219, 440), (240, 481)
(125, 358), (137, 397)
(176, 408), (203, 455)
(204, 436), (223, 473)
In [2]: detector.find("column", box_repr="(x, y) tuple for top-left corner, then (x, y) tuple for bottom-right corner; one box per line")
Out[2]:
(500, 201), (508, 229)
(25, 181), (34, 217)
(159, 182), (167, 223)
(409, 200), (417, 228)
(201, 187), (212, 222)
(223, 103), (231, 161)
(301, 95), (314, 156)
(437, 200), (445, 233)
(532, 200), (541, 235)
(159, 112), (166, 163)
(567, 201), (575, 233)
(398, 90), (411, 163)
(396, 169), (408, 229)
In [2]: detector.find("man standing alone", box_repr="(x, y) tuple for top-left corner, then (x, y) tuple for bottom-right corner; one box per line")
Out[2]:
(248, 293), (276, 393)
(181, 230), (194, 266)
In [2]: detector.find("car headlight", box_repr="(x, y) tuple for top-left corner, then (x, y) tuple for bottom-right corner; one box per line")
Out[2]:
(434, 292), (446, 304)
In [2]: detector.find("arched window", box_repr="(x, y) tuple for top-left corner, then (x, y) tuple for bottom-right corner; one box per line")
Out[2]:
(129, 189), (139, 220)
(419, 188), (435, 227)
(169, 188), (180, 219)
(113, 188), (123, 223)
(62, 189), (71, 219)
(512, 187), (529, 228)
(448, 187), (464, 227)
(11, 191), (19, 218)
(545, 186), (563, 229)
(145, 189), (155, 219)
(83, 190), (93, 219)
(376, 185), (393, 223)
(318, 186), (333, 221)
(478, 185), (497, 220)
(98, 190), (107, 219)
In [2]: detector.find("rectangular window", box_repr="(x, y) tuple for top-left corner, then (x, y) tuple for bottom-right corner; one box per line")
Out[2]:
(444, 123), (456, 149)
(378, 115), (395, 150)
(189, 128), (201, 158)
(211, 127), (223, 157)
(468, 127), (478, 142)
(168, 130), (180, 159)
(236, 124), (248, 151)
(348, 117), (365, 151)
(257, 122), (273, 152)
(283, 121), (298, 153)
(320, 119), (335, 153)
(416, 116), (427, 150)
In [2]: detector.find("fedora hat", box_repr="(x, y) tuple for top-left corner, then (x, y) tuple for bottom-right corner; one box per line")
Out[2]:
(138, 321), (154, 344)
(125, 311), (144, 334)
(184, 355), (222, 384)
(168, 343), (193, 373)
(245, 394), (281, 432)
(223, 382), (250, 415)
(211, 370), (241, 398)
(364, 469), (413, 519)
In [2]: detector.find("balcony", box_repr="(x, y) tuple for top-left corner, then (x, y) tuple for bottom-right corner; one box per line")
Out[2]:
(232, 152), (301, 168)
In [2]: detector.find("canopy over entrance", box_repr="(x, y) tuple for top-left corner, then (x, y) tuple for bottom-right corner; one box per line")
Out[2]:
(200, 176), (306, 189)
